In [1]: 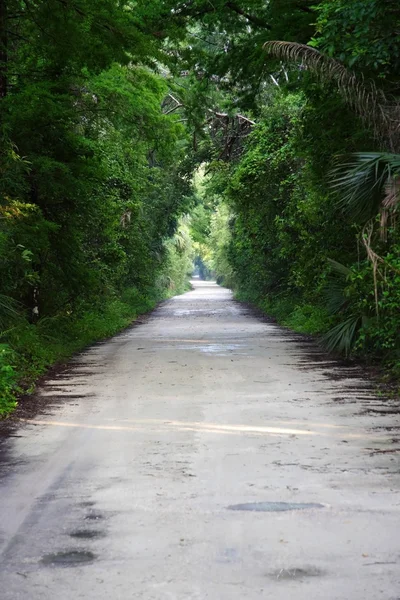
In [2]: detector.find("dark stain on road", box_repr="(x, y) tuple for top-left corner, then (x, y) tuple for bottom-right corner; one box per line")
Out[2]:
(69, 529), (106, 540)
(227, 501), (324, 512)
(41, 550), (97, 566)
(84, 511), (104, 521)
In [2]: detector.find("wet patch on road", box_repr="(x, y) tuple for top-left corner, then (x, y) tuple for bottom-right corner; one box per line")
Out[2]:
(41, 550), (97, 566)
(362, 408), (400, 415)
(0, 362), (101, 428)
(270, 566), (324, 580)
(234, 298), (400, 418)
(0, 424), (29, 478)
(216, 547), (241, 564)
(227, 501), (324, 512)
(84, 510), (105, 521)
(29, 394), (96, 402)
(69, 529), (106, 540)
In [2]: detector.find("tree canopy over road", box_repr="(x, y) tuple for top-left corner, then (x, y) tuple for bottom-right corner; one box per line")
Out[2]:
(1, 0), (400, 413)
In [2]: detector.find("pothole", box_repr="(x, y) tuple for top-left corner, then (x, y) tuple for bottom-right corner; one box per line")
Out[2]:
(41, 550), (96, 566)
(227, 501), (324, 512)
(69, 530), (105, 540)
(84, 511), (104, 521)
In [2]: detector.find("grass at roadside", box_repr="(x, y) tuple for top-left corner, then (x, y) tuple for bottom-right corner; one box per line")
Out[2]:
(235, 290), (333, 335)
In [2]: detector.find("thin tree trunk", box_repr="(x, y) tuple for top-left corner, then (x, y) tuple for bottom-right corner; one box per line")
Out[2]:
(0, 0), (7, 98)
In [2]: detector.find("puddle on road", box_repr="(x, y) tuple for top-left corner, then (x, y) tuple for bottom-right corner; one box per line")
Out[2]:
(196, 343), (244, 355)
(157, 342), (247, 356)
(227, 501), (324, 512)
(172, 308), (231, 317)
(41, 550), (96, 566)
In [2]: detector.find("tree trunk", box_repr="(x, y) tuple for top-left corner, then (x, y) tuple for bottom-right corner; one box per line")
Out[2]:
(0, 0), (7, 98)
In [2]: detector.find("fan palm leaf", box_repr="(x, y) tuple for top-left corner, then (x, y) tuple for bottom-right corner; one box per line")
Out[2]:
(324, 259), (351, 315)
(323, 314), (361, 356)
(330, 152), (400, 223)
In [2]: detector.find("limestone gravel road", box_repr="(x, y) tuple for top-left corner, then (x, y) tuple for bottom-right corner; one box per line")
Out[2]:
(1, 280), (400, 599)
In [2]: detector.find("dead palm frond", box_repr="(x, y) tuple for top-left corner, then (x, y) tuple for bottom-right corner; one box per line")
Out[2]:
(263, 42), (400, 220)
(263, 41), (400, 151)
(361, 220), (400, 316)
(381, 176), (400, 235)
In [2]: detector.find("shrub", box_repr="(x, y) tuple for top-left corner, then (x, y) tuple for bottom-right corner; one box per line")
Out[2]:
(0, 344), (19, 416)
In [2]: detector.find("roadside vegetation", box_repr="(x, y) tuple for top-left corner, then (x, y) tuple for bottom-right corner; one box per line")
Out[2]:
(1, 1), (399, 414)
(189, 1), (400, 377)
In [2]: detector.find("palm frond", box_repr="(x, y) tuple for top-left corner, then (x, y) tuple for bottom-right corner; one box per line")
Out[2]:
(173, 220), (192, 255)
(323, 314), (361, 355)
(324, 259), (351, 314)
(263, 41), (399, 150)
(0, 294), (20, 332)
(326, 258), (351, 277)
(173, 229), (190, 254)
(330, 152), (400, 222)
(157, 273), (173, 290)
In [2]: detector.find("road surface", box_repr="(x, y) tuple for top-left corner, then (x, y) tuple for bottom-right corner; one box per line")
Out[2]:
(0, 281), (399, 599)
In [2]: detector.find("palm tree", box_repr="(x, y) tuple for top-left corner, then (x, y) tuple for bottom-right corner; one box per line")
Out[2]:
(263, 41), (400, 152)
(264, 41), (400, 228)
(263, 41), (400, 353)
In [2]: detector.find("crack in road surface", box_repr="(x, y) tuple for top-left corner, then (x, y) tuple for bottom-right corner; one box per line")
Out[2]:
(0, 281), (399, 599)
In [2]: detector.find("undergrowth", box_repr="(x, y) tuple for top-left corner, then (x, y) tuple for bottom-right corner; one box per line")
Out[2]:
(235, 290), (333, 336)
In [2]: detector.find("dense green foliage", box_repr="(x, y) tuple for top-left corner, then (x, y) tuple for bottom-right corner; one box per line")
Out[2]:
(311, 0), (400, 78)
(0, 1), (194, 414)
(1, 1), (400, 414)
(205, 92), (400, 365)
(185, 2), (400, 372)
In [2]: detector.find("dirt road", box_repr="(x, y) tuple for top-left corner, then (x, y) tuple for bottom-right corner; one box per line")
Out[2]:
(0, 281), (399, 599)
